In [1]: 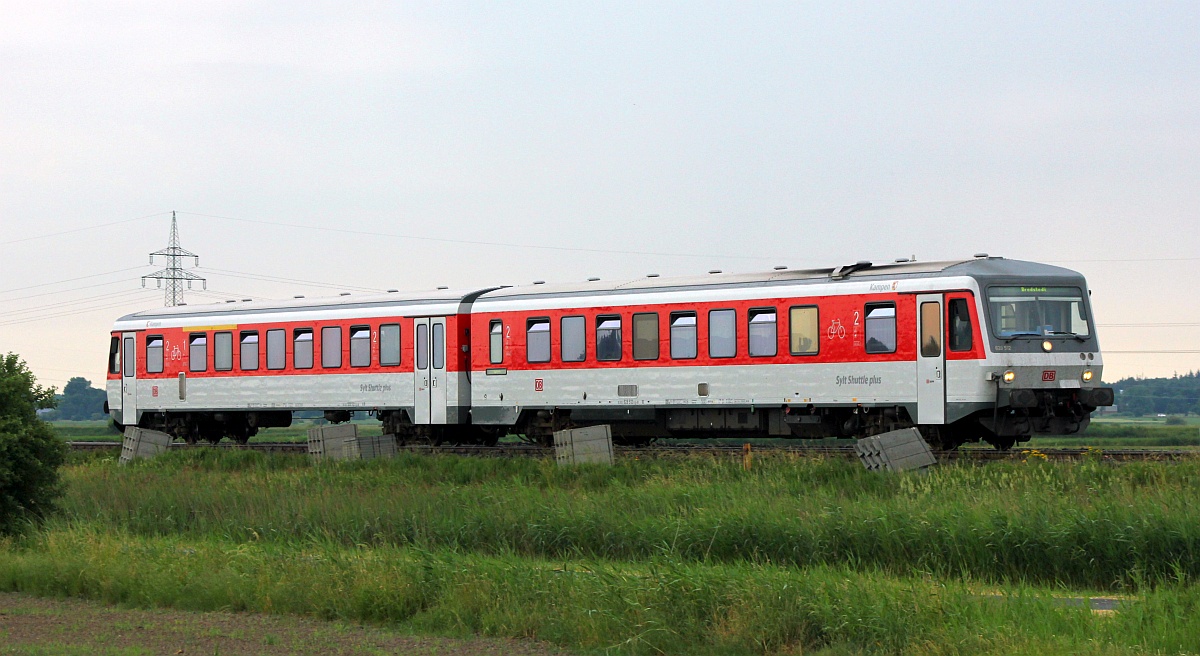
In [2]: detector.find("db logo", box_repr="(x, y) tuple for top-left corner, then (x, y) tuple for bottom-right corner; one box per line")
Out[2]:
(1041, 370), (1056, 382)
(151, 386), (159, 397)
(534, 378), (544, 392)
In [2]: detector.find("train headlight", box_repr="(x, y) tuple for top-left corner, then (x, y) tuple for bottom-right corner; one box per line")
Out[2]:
(1042, 340), (1053, 352)
(1002, 370), (1016, 384)
(1082, 370), (1094, 382)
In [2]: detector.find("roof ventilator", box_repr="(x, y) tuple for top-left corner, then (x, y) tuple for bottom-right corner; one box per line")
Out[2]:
(831, 261), (873, 280)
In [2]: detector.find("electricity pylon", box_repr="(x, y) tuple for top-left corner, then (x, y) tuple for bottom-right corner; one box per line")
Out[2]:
(142, 211), (206, 307)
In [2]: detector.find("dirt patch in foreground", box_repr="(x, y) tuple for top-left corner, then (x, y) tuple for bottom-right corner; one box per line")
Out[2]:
(0, 592), (571, 655)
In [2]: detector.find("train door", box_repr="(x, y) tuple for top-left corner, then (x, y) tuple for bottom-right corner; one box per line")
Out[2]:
(916, 294), (946, 424)
(413, 317), (448, 424)
(121, 332), (138, 427)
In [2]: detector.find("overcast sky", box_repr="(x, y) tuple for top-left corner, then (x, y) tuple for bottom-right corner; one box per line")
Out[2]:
(1, 1), (1197, 389)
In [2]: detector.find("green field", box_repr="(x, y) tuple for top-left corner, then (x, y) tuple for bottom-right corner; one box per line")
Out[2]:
(3, 450), (1200, 653)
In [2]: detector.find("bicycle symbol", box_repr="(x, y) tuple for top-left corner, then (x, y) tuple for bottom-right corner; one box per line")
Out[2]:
(827, 319), (846, 340)
(169, 345), (183, 361)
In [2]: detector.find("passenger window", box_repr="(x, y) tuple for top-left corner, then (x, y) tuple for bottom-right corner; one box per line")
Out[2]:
(789, 306), (819, 355)
(214, 332), (233, 371)
(146, 335), (164, 374)
(380, 324), (401, 366)
(266, 329), (286, 370)
(350, 326), (371, 367)
(489, 320), (503, 364)
(920, 302), (941, 357)
(123, 337), (135, 377)
(948, 299), (973, 352)
(670, 312), (697, 359)
(748, 308), (777, 357)
(864, 303), (897, 354)
(321, 326), (342, 368)
(527, 318), (551, 363)
(709, 309), (736, 358)
(596, 315), (622, 361)
(294, 329), (314, 369)
(633, 313), (659, 360)
(240, 332), (259, 371)
(189, 333), (207, 372)
(109, 336), (121, 374)
(561, 316), (586, 362)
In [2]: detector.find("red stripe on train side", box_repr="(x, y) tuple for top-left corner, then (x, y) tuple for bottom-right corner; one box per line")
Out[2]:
(470, 291), (986, 372)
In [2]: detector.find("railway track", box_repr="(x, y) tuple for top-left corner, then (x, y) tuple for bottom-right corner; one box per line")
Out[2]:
(69, 441), (1199, 461)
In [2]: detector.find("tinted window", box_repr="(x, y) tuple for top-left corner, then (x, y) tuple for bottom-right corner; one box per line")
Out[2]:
(789, 306), (819, 355)
(380, 324), (401, 366)
(633, 313), (659, 360)
(748, 308), (777, 357)
(294, 329), (313, 369)
(146, 335), (164, 374)
(596, 315), (622, 361)
(266, 329), (286, 370)
(321, 326), (342, 368)
(350, 326), (371, 367)
(123, 337), (135, 377)
(432, 322), (445, 370)
(709, 309), (736, 358)
(489, 320), (503, 364)
(527, 319), (551, 363)
(189, 334), (207, 372)
(264, 330), (285, 370)
(240, 332), (259, 371)
(949, 299), (973, 352)
(920, 302), (941, 357)
(214, 332), (233, 371)
(416, 323), (428, 370)
(561, 316), (585, 362)
(864, 303), (897, 354)
(670, 312), (697, 359)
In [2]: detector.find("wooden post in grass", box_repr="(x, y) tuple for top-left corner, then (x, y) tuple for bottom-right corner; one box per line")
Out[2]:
(742, 442), (752, 471)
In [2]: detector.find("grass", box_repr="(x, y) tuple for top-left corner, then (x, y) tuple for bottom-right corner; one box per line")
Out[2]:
(4, 527), (1198, 655)
(45, 450), (1200, 590)
(14, 444), (1200, 652)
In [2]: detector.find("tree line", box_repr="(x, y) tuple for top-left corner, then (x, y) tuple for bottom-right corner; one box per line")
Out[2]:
(1111, 372), (1200, 416)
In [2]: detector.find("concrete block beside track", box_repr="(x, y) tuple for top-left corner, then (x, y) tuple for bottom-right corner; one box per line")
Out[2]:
(554, 425), (614, 466)
(855, 428), (937, 472)
(307, 424), (397, 461)
(119, 427), (173, 464)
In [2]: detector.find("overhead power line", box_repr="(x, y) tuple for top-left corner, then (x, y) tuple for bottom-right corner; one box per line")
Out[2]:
(178, 211), (792, 262)
(0, 266), (146, 297)
(0, 212), (169, 246)
(196, 266), (384, 293)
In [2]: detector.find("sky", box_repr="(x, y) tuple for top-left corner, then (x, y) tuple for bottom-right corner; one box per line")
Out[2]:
(1, 1), (1198, 389)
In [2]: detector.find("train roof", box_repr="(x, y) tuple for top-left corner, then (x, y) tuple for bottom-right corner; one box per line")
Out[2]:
(115, 286), (497, 323)
(115, 256), (1085, 325)
(476, 256), (1085, 302)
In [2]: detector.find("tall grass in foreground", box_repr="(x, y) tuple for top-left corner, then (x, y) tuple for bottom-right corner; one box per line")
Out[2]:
(57, 450), (1200, 590)
(2, 528), (1197, 655)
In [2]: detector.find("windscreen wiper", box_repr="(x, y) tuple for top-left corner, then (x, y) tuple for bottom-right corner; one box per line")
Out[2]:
(1002, 332), (1042, 341)
(1047, 331), (1088, 342)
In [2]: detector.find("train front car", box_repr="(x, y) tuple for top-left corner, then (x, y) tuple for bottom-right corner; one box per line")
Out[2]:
(960, 258), (1114, 449)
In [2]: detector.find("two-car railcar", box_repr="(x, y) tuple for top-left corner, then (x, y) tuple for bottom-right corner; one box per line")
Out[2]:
(107, 256), (1114, 449)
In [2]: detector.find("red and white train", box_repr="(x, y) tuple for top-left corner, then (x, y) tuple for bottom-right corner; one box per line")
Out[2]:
(106, 256), (1114, 449)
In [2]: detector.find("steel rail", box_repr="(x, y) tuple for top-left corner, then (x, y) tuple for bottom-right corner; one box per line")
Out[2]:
(69, 441), (1200, 461)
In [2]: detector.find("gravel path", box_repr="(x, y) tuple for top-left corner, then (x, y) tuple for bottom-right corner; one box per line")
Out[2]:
(0, 592), (572, 655)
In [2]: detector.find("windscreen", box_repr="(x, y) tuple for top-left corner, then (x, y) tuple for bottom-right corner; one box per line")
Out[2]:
(987, 286), (1091, 338)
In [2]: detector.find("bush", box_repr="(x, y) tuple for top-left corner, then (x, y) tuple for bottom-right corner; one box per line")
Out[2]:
(1165, 415), (1187, 426)
(0, 353), (66, 534)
